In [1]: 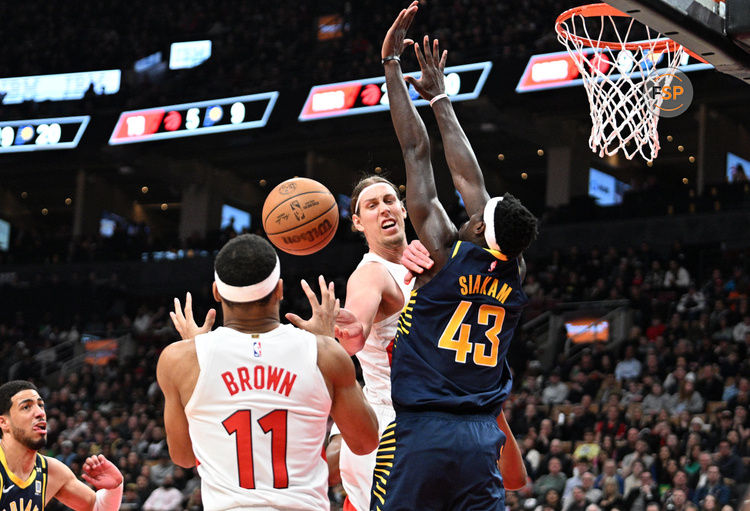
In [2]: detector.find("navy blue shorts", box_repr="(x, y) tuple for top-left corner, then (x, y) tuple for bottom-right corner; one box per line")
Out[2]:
(369, 411), (507, 511)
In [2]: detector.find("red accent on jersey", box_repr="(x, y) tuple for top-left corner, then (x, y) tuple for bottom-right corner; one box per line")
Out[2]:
(386, 338), (395, 367)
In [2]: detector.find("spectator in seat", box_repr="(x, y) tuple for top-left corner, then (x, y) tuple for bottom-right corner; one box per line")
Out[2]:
(733, 316), (750, 343)
(564, 486), (590, 511)
(596, 459), (625, 495)
(143, 475), (183, 511)
(676, 285), (706, 320)
(598, 478), (625, 511)
(642, 382), (671, 416)
(543, 370), (570, 405)
(535, 457), (569, 499)
(664, 260), (691, 290)
(716, 439), (744, 484)
(693, 464), (730, 506)
(615, 345), (642, 382)
(596, 405), (627, 442)
(667, 379), (704, 415)
(625, 470), (659, 511)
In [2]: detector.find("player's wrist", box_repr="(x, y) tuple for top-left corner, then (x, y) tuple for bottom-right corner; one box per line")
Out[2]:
(382, 55), (401, 65)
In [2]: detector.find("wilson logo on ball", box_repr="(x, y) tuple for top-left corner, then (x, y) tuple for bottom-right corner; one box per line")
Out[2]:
(278, 183), (297, 195)
(281, 218), (334, 245)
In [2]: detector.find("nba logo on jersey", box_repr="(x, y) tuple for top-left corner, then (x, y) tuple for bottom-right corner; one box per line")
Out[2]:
(253, 340), (262, 357)
(488, 260), (497, 272)
(35, 480), (41, 494)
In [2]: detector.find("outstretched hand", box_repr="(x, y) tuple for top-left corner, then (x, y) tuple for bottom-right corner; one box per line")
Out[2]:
(405, 35), (448, 101)
(286, 275), (340, 337)
(82, 455), (123, 489)
(382, 1), (419, 59)
(401, 239), (434, 284)
(170, 292), (216, 340)
(334, 307), (364, 345)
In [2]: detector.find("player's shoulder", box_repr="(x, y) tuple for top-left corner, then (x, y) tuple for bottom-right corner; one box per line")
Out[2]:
(157, 339), (197, 378)
(44, 455), (74, 479)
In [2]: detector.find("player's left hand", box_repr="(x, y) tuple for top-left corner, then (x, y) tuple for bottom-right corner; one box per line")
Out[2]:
(81, 455), (123, 490)
(286, 275), (340, 338)
(401, 239), (434, 284)
(405, 35), (448, 101)
(170, 292), (216, 340)
(381, 1), (418, 59)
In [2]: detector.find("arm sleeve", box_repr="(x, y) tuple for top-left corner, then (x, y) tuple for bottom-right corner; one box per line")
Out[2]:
(94, 483), (123, 511)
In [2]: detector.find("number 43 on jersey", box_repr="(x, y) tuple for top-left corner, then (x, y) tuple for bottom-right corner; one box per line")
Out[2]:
(438, 301), (505, 367)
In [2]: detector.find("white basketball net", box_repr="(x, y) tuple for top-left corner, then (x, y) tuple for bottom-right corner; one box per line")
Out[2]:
(556, 7), (686, 161)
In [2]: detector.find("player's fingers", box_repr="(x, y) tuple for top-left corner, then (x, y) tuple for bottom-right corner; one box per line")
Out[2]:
(299, 279), (317, 305)
(422, 35), (432, 61)
(403, 38), (414, 47)
(173, 298), (185, 323)
(317, 275), (329, 304)
(413, 42), (426, 70)
(404, 271), (415, 285)
(433, 39), (440, 67)
(439, 49), (448, 72)
(81, 473), (94, 485)
(284, 313), (305, 329)
(334, 298), (341, 318)
(185, 292), (194, 321)
(204, 309), (216, 330)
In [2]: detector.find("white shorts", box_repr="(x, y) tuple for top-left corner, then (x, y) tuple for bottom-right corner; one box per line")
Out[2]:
(333, 402), (395, 511)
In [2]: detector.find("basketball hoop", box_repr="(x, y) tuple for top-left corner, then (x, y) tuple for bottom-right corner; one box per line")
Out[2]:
(556, 3), (693, 161)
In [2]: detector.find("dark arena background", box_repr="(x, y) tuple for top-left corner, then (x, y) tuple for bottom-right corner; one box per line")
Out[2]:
(1, 1), (750, 510)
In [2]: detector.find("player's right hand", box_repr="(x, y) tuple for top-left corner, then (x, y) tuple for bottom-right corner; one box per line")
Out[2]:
(333, 308), (364, 343)
(381, 1), (418, 59)
(170, 292), (216, 340)
(401, 239), (434, 284)
(286, 275), (340, 338)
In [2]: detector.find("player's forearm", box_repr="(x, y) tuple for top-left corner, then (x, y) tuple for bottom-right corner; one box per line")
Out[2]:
(384, 62), (430, 163)
(431, 100), (489, 214)
(497, 411), (527, 490)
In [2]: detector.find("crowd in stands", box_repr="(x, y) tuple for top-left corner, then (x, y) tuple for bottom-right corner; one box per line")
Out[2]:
(1, 233), (749, 510)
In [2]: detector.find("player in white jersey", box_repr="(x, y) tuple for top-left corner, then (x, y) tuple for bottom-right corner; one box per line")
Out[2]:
(158, 234), (379, 511)
(330, 176), (416, 511)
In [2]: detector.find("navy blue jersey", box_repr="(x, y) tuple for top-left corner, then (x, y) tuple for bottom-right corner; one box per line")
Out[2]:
(391, 240), (527, 415)
(0, 446), (48, 511)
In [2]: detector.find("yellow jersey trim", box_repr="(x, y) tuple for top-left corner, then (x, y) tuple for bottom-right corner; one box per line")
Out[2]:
(0, 445), (37, 488)
(484, 247), (509, 261)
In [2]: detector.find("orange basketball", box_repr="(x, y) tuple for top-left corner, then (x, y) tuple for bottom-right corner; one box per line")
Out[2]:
(262, 178), (339, 255)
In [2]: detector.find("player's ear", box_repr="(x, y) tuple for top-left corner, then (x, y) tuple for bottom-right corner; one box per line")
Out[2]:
(212, 282), (222, 303)
(275, 279), (284, 301)
(475, 220), (486, 236)
(401, 202), (407, 219)
(352, 214), (365, 233)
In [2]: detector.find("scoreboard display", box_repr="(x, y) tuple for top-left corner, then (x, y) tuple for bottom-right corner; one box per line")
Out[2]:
(0, 116), (90, 153)
(108, 92), (278, 145)
(298, 61), (492, 121)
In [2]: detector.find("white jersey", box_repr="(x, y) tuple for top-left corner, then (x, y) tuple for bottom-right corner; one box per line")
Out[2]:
(354, 252), (413, 406)
(337, 252), (413, 511)
(185, 325), (331, 511)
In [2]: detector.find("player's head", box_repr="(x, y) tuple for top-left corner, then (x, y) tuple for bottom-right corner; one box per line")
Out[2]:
(213, 234), (283, 309)
(458, 193), (538, 259)
(0, 380), (47, 450)
(350, 176), (407, 249)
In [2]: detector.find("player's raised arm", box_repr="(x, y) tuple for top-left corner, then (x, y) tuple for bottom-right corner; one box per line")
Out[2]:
(408, 36), (490, 218)
(383, 3), (456, 268)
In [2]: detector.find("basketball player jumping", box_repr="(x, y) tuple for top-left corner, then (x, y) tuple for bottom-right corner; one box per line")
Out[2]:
(159, 234), (379, 511)
(322, 176), (414, 511)
(0, 380), (124, 511)
(370, 3), (537, 509)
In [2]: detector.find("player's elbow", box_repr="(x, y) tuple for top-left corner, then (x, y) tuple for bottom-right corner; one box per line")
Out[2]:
(503, 472), (528, 491)
(167, 446), (196, 468)
(348, 416), (379, 455)
(403, 139), (430, 164)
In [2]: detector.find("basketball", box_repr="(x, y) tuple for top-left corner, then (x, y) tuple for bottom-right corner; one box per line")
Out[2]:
(262, 177), (339, 255)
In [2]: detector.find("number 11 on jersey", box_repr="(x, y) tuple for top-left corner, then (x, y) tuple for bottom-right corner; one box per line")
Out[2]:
(223, 409), (289, 489)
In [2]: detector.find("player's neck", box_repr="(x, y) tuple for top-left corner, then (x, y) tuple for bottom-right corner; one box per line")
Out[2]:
(223, 316), (280, 334)
(370, 240), (406, 264)
(0, 438), (37, 479)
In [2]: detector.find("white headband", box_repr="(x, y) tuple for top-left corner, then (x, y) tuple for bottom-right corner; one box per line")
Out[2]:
(354, 182), (400, 214)
(214, 256), (281, 302)
(483, 196), (504, 252)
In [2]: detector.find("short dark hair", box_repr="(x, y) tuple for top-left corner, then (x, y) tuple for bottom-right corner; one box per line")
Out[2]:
(0, 380), (39, 415)
(214, 234), (278, 305)
(492, 193), (538, 259)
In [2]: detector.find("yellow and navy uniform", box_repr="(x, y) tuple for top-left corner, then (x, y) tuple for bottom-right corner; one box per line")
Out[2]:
(0, 446), (48, 511)
(371, 241), (526, 511)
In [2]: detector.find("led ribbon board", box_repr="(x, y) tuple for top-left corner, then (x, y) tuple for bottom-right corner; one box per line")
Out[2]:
(0, 70), (121, 104)
(108, 92), (279, 145)
(516, 47), (712, 92)
(299, 61), (493, 121)
(0, 116), (90, 153)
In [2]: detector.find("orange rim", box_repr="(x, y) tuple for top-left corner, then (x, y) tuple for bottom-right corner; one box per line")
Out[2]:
(555, 2), (716, 66)
(555, 3), (684, 53)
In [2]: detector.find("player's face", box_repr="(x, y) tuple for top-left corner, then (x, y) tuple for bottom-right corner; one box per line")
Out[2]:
(457, 212), (486, 247)
(354, 185), (407, 247)
(1, 390), (47, 451)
